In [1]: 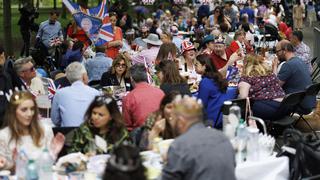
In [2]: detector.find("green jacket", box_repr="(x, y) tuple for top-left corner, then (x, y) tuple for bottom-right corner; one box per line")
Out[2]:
(68, 123), (129, 154)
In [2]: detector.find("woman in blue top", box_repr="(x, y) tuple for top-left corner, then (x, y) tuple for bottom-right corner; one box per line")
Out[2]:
(195, 54), (235, 128)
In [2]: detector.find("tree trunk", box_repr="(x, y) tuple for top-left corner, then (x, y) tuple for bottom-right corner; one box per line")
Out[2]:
(36, 0), (39, 8)
(3, 0), (13, 56)
(61, 3), (67, 19)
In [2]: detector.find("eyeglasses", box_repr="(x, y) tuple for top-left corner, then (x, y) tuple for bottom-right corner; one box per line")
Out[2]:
(115, 63), (127, 68)
(215, 10), (220, 13)
(22, 66), (35, 73)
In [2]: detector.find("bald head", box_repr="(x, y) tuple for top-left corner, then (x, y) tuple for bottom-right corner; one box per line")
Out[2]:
(276, 40), (295, 62)
(276, 40), (294, 53)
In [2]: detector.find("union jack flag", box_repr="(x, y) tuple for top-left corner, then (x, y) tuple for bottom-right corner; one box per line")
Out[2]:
(63, 0), (113, 46)
(47, 78), (59, 100)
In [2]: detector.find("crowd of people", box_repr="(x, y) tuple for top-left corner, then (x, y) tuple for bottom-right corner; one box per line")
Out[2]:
(0, 0), (319, 179)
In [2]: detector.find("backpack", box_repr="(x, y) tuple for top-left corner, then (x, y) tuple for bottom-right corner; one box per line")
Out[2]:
(277, 129), (320, 180)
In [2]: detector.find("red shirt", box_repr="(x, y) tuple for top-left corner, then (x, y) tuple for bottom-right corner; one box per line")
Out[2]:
(210, 48), (233, 69)
(105, 26), (122, 59)
(122, 82), (165, 131)
(229, 41), (240, 54)
(67, 26), (90, 46)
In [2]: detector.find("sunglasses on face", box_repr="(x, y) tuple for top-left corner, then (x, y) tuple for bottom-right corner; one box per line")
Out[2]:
(22, 66), (35, 73)
(115, 63), (127, 68)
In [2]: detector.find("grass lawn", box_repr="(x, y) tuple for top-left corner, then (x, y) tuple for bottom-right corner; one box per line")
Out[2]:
(0, 8), (71, 57)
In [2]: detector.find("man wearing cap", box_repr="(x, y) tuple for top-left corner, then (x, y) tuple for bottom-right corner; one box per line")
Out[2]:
(131, 33), (162, 66)
(201, 35), (215, 55)
(171, 25), (183, 52)
(162, 95), (236, 180)
(133, 26), (149, 50)
(210, 35), (242, 75)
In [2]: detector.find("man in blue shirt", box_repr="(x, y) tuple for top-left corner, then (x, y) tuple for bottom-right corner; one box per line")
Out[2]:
(36, 10), (63, 56)
(240, 3), (255, 24)
(275, 40), (316, 111)
(85, 46), (112, 82)
(51, 62), (100, 127)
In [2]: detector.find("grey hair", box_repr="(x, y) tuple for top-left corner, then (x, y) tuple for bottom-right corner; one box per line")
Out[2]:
(66, 62), (87, 84)
(14, 57), (33, 73)
(129, 63), (148, 83)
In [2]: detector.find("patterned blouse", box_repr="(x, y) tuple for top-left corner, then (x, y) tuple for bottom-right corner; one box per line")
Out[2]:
(68, 122), (129, 154)
(240, 74), (285, 100)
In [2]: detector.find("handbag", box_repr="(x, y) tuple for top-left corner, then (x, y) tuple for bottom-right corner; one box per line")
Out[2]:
(277, 129), (320, 180)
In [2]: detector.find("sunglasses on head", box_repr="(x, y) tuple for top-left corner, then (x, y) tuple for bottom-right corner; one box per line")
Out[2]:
(96, 96), (113, 104)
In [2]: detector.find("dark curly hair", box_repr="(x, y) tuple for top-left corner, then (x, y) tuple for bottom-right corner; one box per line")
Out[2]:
(103, 143), (146, 180)
(196, 54), (228, 93)
(83, 95), (125, 144)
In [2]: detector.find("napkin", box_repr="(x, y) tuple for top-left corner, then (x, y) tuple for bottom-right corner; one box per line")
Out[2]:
(95, 135), (107, 153)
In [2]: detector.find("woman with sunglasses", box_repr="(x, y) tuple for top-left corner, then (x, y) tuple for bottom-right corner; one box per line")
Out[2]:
(100, 53), (132, 91)
(0, 91), (65, 170)
(68, 95), (129, 154)
(209, 6), (231, 30)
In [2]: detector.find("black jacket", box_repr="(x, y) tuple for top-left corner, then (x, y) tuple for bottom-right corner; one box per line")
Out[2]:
(160, 83), (191, 96)
(0, 65), (13, 123)
(100, 71), (132, 91)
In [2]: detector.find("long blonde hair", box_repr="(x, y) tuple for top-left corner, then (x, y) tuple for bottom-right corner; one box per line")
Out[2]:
(3, 91), (43, 147)
(242, 54), (272, 77)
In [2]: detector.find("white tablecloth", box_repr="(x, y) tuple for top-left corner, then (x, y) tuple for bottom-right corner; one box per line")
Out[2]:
(235, 156), (289, 180)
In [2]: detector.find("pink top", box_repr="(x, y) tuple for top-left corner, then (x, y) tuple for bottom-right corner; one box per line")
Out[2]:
(122, 82), (165, 131)
(131, 46), (160, 66)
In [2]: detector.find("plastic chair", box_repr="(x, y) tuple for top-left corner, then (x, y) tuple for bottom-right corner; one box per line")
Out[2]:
(311, 57), (318, 66)
(260, 23), (280, 48)
(267, 91), (306, 136)
(311, 58), (320, 82)
(294, 83), (320, 140)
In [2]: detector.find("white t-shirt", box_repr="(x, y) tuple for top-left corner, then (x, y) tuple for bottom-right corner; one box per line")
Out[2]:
(0, 122), (54, 168)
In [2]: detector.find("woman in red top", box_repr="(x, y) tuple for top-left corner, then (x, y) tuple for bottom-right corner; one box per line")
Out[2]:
(105, 12), (123, 59)
(66, 20), (90, 46)
(229, 30), (253, 55)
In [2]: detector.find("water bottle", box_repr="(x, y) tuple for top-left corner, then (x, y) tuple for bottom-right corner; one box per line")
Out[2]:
(222, 101), (232, 138)
(38, 148), (53, 180)
(227, 103), (241, 139)
(229, 103), (241, 120)
(26, 160), (38, 180)
(246, 127), (260, 161)
(16, 149), (28, 179)
(236, 119), (248, 164)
